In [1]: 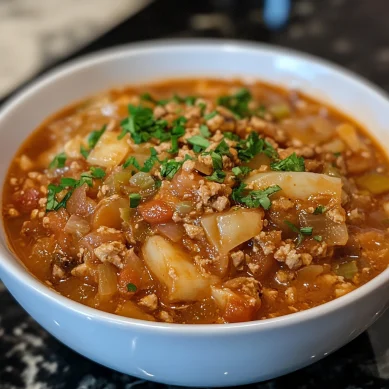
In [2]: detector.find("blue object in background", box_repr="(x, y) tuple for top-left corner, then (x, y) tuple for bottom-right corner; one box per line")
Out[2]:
(263, 0), (291, 29)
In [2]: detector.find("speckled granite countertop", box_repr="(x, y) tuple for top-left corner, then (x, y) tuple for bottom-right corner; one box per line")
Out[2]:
(1, 0), (389, 388)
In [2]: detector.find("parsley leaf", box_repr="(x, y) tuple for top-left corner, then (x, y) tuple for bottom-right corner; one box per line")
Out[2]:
(90, 166), (106, 179)
(140, 93), (155, 103)
(231, 182), (247, 202)
(209, 151), (223, 170)
(232, 166), (252, 178)
(88, 125), (107, 149)
(224, 132), (240, 141)
(119, 105), (169, 143)
(284, 221), (313, 246)
(141, 148), (159, 172)
(206, 170), (226, 183)
(123, 156), (141, 170)
(80, 145), (89, 159)
(49, 152), (67, 169)
(215, 139), (231, 156)
(60, 177), (78, 188)
(187, 136), (210, 152)
(217, 88), (252, 118)
(198, 102), (207, 116)
(237, 132), (277, 162)
(204, 111), (218, 120)
(314, 235), (323, 242)
(46, 184), (62, 211)
(238, 185), (281, 210)
(160, 160), (183, 179)
(313, 205), (326, 215)
(271, 152), (305, 172)
(129, 193), (141, 208)
(199, 124), (211, 138)
(300, 226), (313, 235)
(154, 179), (162, 189)
(126, 283), (137, 292)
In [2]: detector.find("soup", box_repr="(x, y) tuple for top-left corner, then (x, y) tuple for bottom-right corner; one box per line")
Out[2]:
(3, 79), (389, 324)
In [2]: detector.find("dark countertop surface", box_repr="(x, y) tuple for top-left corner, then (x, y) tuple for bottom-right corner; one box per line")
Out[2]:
(1, 0), (389, 388)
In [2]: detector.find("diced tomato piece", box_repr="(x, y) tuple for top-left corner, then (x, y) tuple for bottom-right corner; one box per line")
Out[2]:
(139, 199), (173, 224)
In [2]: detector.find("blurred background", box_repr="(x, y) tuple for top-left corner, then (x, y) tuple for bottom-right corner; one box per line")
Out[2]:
(2, 0), (389, 100)
(1, 0), (389, 388)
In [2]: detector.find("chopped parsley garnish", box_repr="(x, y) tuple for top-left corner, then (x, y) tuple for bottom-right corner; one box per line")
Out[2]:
(199, 124), (211, 138)
(90, 166), (106, 179)
(160, 160), (182, 179)
(237, 132), (277, 162)
(198, 102), (207, 116)
(168, 117), (186, 153)
(49, 152), (67, 169)
(123, 156), (141, 170)
(232, 166), (252, 178)
(224, 131), (240, 141)
(80, 145), (89, 159)
(271, 152), (305, 172)
(126, 283), (138, 292)
(206, 170), (226, 183)
(140, 93), (155, 102)
(46, 184), (63, 211)
(300, 226), (313, 235)
(314, 235), (323, 242)
(313, 205), (326, 215)
(232, 184), (281, 210)
(172, 95), (197, 106)
(119, 105), (168, 143)
(284, 220), (313, 246)
(142, 148), (159, 172)
(214, 139), (231, 156)
(154, 179), (162, 189)
(217, 88), (252, 118)
(187, 135), (210, 152)
(88, 125), (107, 149)
(46, 168), (105, 212)
(257, 105), (267, 118)
(204, 111), (218, 120)
(334, 152), (342, 157)
(129, 193), (141, 208)
(209, 151), (223, 170)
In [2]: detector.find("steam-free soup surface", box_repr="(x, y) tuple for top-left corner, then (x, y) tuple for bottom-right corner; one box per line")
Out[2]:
(3, 79), (389, 323)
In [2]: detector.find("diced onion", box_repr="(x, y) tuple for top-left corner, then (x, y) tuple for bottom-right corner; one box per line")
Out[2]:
(336, 123), (364, 152)
(130, 172), (155, 189)
(299, 212), (348, 246)
(87, 131), (129, 167)
(155, 223), (185, 242)
(297, 265), (324, 282)
(245, 172), (342, 205)
(269, 103), (290, 120)
(116, 301), (155, 321)
(175, 201), (193, 216)
(64, 215), (90, 238)
(321, 139), (345, 153)
(142, 235), (216, 302)
(201, 208), (263, 254)
(355, 173), (389, 195)
(97, 262), (118, 300)
(333, 261), (358, 280)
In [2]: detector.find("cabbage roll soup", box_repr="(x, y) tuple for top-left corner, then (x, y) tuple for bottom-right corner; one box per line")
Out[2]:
(3, 79), (389, 324)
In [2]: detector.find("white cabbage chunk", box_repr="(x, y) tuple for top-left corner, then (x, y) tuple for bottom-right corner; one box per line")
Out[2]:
(201, 208), (263, 254)
(142, 235), (215, 302)
(245, 172), (342, 205)
(87, 131), (129, 167)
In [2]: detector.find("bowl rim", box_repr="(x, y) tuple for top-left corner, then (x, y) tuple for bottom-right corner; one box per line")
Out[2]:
(1, 38), (389, 333)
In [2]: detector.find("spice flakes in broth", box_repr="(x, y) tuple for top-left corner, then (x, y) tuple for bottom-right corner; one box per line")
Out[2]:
(3, 78), (389, 324)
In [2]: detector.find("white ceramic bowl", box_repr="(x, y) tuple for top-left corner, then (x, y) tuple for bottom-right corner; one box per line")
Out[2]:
(1, 40), (389, 387)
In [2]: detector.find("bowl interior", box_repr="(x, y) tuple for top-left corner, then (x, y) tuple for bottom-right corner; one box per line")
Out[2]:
(1, 39), (389, 326)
